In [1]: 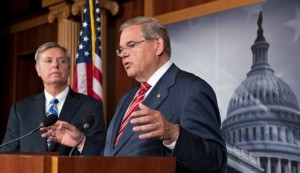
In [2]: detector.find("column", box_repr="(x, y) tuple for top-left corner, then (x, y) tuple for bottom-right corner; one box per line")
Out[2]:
(288, 160), (291, 173)
(267, 157), (271, 173)
(57, 18), (80, 84)
(297, 162), (300, 173)
(277, 158), (281, 173)
(285, 164), (288, 173)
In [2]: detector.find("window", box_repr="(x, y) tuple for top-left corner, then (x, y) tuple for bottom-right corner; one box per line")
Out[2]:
(232, 131), (235, 143)
(293, 130), (296, 144)
(239, 129), (242, 142)
(246, 128), (249, 141)
(269, 127), (273, 141)
(277, 127), (281, 141)
(253, 127), (257, 140)
(285, 128), (289, 143)
(261, 127), (265, 140)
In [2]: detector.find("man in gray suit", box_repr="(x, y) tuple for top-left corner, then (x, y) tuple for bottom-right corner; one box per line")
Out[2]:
(42, 17), (227, 172)
(0, 42), (106, 155)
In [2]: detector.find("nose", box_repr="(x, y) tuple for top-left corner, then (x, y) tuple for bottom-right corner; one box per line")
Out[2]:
(52, 59), (59, 68)
(119, 48), (130, 58)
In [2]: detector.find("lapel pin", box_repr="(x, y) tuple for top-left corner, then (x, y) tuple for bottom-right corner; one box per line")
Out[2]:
(157, 93), (161, 98)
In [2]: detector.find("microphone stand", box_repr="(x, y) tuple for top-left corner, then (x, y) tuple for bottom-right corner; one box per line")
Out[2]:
(0, 127), (40, 148)
(68, 130), (87, 156)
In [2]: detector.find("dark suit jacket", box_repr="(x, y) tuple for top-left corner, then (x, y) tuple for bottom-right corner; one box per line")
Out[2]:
(0, 87), (106, 156)
(84, 64), (227, 172)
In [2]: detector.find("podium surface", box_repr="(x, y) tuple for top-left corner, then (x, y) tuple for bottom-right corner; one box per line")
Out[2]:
(0, 154), (176, 173)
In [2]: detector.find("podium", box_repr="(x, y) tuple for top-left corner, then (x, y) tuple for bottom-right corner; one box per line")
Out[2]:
(0, 153), (176, 173)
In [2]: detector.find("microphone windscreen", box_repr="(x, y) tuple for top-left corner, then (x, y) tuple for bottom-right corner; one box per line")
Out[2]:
(83, 115), (95, 129)
(40, 114), (58, 127)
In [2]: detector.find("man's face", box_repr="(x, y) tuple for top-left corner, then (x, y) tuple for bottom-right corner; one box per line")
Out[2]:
(35, 47), (70, 87)
(118, 25), (160, 82)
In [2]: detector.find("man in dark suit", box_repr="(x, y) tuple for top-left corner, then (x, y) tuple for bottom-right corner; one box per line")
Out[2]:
(0, 42), (106, 155)
(42, 17), (227, 172)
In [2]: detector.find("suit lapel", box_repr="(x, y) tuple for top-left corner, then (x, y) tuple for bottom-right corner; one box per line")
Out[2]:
(144, 64), (178, 111)
(111, 65), (179, 155)
(59, 89), (81, 122)
(29, 92), (48, 152)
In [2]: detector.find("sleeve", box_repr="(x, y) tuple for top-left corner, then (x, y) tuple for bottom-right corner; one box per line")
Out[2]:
(0, 104), (21, 152)
(79, 100), (106, 156)
(170, 80), (227, 172)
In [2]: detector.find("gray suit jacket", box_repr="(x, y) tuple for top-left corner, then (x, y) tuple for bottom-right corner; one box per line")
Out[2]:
(0, 87), (106, 155)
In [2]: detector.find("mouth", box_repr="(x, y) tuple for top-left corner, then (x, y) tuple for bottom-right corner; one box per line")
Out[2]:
(123, 62), (131, 70)
(50, 72), (61, 76)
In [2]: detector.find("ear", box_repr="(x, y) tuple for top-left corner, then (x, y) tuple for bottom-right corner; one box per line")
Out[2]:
(155, 37), (164, 56)
(35, 64), (41, 77)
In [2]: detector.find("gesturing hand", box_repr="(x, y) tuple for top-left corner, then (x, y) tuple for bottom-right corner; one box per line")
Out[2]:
(130, 103), (179, 144)
(41, 121), (83, 147)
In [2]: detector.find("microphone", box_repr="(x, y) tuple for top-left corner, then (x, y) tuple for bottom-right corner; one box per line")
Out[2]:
(40, 114), (59, 128)
(0, 114), (58, 148)
(69, 115), (95, 156)
(83, 115), (95, 131)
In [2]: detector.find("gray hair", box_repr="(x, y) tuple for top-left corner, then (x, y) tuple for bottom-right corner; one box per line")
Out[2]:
(34, 42), (71, 65)
(120, 16), (171, 57)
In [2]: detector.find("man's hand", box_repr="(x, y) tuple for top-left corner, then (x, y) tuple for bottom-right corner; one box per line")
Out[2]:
(130, 103), (179, 144)
(41, 121), (83, 147)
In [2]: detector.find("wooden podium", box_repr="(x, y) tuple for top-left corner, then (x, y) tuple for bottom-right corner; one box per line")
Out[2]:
(0, 153), (176, 173)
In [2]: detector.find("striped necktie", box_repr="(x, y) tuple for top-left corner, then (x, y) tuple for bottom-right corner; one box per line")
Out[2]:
(114, 82), (151, 145)
(46, 98), (59, 148)
(46, 98), (59, 117)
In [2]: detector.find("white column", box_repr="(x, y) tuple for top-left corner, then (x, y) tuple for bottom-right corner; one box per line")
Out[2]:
(288, 160), (291, 173)
(267, 157), (271, 173)
(277, 158), (282, 173)
(285, 164), (288, 173)
(292, 165), (296, 173)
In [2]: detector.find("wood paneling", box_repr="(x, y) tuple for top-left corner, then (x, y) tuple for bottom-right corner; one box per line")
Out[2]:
(12, 22), (58, 104)
(0, 22), (58, 141)
(149, 0), (264, 24)
(152, 0), (212, 16)
(0, 35), (14, 141)
(14, 23), (58, 56)
(12, 22), (58, 101)
(106, 0), (144, 123)
(15, 54), (44, 101)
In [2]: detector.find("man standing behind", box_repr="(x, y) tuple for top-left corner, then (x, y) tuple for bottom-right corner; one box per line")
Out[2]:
(43, 17), (227, 172)
(0, 42), (106, 155)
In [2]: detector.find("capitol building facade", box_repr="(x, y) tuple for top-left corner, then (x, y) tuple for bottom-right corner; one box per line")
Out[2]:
(221, 12), (300, 173)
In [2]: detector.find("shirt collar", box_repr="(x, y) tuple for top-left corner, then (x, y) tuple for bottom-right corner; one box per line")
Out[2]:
(147, 60), (172, 87)
(44, 86), (69, 106)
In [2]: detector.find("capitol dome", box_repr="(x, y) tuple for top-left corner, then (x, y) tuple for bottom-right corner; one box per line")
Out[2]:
(226, 59), (299, 116)
(221, 12), (300, 173)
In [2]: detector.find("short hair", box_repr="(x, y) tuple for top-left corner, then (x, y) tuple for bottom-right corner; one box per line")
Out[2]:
(34, 42), (71, 65)
(120, 16), (171, 57)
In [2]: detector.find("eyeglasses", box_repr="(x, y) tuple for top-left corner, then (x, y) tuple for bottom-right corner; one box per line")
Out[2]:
(116, 40), (147, 57)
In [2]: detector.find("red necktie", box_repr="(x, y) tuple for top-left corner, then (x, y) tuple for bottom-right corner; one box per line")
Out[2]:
(114, 82), (151, 145)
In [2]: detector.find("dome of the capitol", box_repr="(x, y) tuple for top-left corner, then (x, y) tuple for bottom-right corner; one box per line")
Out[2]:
(221, 12), (300, 173)
(226, 64), (299, 116)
